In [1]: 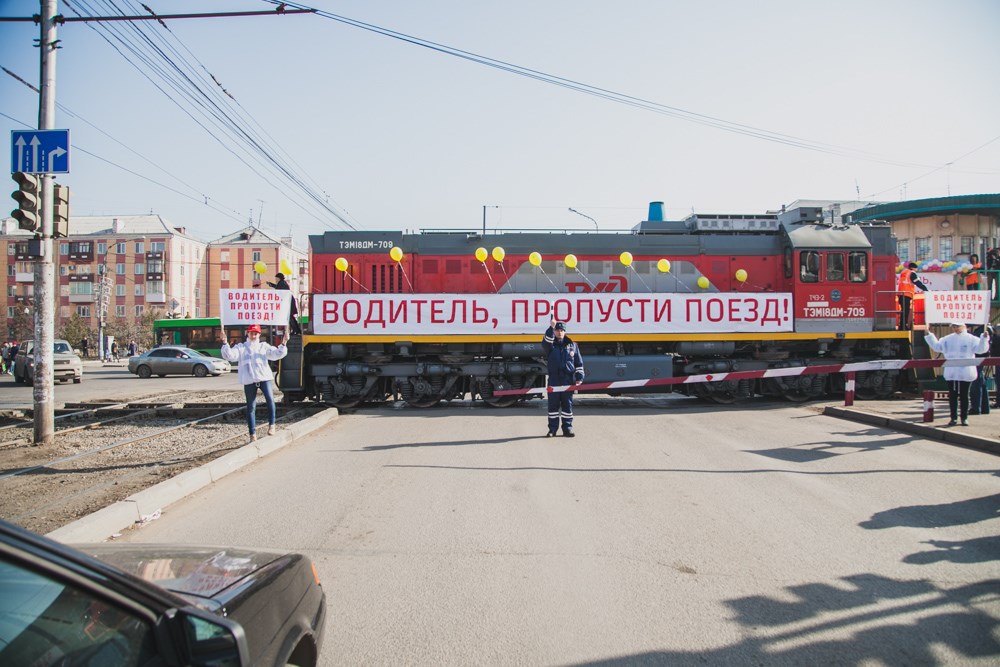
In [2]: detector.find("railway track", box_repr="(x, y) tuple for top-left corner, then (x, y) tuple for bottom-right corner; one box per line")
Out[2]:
(0, 391), (327, 536)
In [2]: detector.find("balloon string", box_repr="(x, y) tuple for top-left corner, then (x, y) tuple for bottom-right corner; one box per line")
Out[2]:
(396, 261), (414, 292)
(346, 272), (371, 293)
(628, 266), (651, 292)
(481, 262), (498, 292)
(538, 267), (561, 292)
(498, 263), (515, 292)
(573, 268), (596, 289)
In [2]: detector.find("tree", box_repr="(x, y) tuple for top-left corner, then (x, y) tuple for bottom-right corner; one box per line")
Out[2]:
(9, 306), (33, 343)
(59, 312), (91, 351)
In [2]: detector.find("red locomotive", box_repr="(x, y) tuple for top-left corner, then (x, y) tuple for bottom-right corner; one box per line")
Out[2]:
(277, 203), (912, 407)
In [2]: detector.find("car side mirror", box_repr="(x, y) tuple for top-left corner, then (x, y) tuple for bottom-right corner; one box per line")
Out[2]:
(174, 606), (249, 667)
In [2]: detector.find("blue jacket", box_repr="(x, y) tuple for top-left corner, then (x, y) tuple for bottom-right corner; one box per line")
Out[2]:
(542, 327), (585, 386)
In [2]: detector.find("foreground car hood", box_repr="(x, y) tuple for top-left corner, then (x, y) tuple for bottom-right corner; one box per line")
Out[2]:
(79, 544), (282, 599)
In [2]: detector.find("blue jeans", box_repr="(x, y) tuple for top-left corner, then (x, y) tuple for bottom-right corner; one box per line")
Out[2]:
(969, 368), (991, 414)
(244, 380), (276, 435)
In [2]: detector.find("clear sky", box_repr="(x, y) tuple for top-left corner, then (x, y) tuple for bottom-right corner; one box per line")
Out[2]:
(2, 0), (998, 248)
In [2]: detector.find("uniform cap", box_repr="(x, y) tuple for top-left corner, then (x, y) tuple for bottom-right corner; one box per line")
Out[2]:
(554, 322), (567, 331)
(247, 324), (262, 333)
(275, 272), (285, 279)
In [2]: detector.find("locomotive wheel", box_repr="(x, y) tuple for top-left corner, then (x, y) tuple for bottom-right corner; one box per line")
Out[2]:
(763, 376), (826, 403)
(329, 395), (361, 409)
(404, 396), (441, 408)
(854, 371), (897, 400)
(476, 377), (521, 408)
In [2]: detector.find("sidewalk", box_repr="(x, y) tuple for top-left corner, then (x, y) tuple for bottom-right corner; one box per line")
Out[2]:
(823, 395), (1000, 456)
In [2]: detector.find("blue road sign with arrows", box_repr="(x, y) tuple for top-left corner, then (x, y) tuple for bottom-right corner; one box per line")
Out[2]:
(10, 129), (71, 174)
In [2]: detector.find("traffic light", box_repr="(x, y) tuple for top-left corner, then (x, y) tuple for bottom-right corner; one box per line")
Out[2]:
(11, 171), (40, 232)
(53, 183), (70, 238)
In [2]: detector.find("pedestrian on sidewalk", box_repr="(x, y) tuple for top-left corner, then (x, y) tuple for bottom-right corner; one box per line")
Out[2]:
(924, 322), (991, 426)
(969, 325), (994, 415)
(220, 323), (287, 442)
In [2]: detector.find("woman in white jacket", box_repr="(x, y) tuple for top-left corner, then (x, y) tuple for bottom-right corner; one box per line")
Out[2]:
(924, 322), (991, 426)
(220, 324), (287, 441)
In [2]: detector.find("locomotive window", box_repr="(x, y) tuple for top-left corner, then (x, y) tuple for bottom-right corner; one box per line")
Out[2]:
(849, 252), (868, 283)
(826, 253), (845, 281)
(445, 259), (462, 274)
(800, 251), (819, 283)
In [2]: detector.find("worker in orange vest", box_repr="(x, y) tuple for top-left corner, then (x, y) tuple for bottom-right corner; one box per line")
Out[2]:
(897, 262), (928, 331)
(964, 254), (982, 290)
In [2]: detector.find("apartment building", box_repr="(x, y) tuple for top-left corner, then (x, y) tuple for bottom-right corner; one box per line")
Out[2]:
(2, 215), (205, 338)
(205, 226), (308, 319)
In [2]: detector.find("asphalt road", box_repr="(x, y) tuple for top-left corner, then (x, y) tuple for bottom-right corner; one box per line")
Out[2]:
(111, 395), (1000, 666)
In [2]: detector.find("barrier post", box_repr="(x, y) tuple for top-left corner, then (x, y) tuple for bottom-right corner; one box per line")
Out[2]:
(922, 390), (935, 422)
(844, 371), (855, 406)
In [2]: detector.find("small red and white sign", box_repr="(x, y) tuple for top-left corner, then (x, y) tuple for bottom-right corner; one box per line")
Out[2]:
(218, 289), (292, 326)
(922, 290), (991, 325)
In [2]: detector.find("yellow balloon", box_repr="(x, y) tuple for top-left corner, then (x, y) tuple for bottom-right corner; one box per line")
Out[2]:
(253, 261), (267, 275)
(657, 259), (671, 273)
(335, 257), (348, 272)
(735, 268), (748, 283)
(475, 247), (488, 262)
(528, 252), (542, 267)
(619, 251), (633, 267)
(697, 276), (710, 289)
(492, 247), (505, 262)
(279, 259), (292, 275)
(564, 254), (578, 270)
(390, 247), (403, 262)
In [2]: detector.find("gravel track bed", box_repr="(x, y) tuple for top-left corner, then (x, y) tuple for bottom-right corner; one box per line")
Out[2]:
(0, 389), (316, 536)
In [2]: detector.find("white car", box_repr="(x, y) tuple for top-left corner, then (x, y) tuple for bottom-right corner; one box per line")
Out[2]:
(13, 339), (83, 384)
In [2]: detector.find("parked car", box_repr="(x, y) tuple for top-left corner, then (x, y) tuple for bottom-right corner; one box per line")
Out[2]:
(0, 518), (326, 667)
(128, 346), (230, 378)
(13, 338), (83, 385)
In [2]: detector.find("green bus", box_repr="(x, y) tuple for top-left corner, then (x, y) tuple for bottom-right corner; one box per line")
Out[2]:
(152, 318), (291, 358)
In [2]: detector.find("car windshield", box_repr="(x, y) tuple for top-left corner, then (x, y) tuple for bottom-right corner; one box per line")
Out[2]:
(53, 342), (72, 354)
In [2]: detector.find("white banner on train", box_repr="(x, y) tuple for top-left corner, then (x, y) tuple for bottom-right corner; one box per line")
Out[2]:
(922, 290), (991, 325)
(312, 293), (794, 335)
(218, 289), (292, 326)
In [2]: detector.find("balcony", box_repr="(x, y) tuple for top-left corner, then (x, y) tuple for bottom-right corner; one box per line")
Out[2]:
(68, 294), (95, 303)
(15, 272), (33, 283)
(146, 293), (167, 304)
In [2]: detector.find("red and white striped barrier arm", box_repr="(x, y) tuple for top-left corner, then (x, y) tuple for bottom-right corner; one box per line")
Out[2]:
(494, 357), (1000, 396)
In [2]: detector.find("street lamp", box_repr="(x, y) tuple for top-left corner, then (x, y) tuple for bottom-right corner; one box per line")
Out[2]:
(568, 207), (599, 231)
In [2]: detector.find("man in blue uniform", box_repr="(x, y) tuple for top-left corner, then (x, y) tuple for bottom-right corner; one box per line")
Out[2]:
(542, 319), (585, 437)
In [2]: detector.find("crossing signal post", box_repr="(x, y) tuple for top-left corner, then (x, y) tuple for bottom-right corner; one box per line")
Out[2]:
(11, 171), (41, 232)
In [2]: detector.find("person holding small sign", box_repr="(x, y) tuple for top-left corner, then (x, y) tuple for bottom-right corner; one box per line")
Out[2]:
(924, 322), (991, 426)
(220, 323), (287, 442)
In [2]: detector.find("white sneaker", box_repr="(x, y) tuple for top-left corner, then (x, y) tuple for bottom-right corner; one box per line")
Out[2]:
(267, 424), (276, 436)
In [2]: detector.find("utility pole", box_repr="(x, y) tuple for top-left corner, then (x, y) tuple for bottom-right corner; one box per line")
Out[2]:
(32, 0), (58, 445)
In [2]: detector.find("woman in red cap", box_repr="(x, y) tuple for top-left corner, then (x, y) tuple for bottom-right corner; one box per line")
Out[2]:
(220, 323), (287, 441)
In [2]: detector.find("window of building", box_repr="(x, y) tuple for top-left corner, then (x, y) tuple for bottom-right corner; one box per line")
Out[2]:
(194, 288), (200, 299)
(59, 243), (69, 255)
(179, 265), (184, 276)
(220, 269), (230, 281)
(98, 242), (107, 254)
(59, 266), (66, 276)
(916, 237), (932, 261)
(116, 263), (126, 275)
(116, 305), (126, 317)
(77, 265), (91, 275)
(7, 245), (14, 256)
(151, 241), (165, 252)
(75, 306), (90, 317)
(961, 237), (974, 254)
(147, 280), (165, 296)
(134, 284), (144, 296)
(98, 264), (105, 275)
(69, 282), (93, 295)
(7, 265), (14, 276)
(6, 307), (15, 318)
(134, 264), (145, 275)
(116, 284), (126, 297)
(221, 250), (230, 263)
(897, 241), (910, 264)
(940, 236), (954, 262)
(148, 260), (163, 273)
(135, 242), (144, 254)
(135, 305), (144, 317)
(7, 286), (15, 297)
(116, 242), (126, 254)
(252, 251), (261, 262)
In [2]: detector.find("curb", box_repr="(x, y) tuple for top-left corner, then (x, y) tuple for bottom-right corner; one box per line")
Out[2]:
(46, 407), (340, 543)
(823, 406), (1000, 457)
